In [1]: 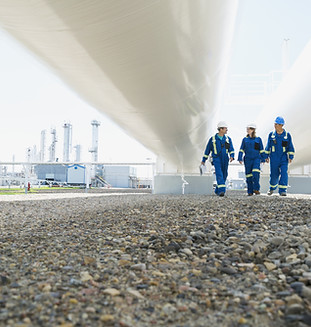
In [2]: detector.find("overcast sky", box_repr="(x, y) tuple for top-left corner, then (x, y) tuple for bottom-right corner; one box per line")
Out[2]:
(229, 0), (311, 74)
(0, 0), (310, 166)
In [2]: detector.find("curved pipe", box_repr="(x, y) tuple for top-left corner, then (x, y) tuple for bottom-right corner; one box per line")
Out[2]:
(0, 0), (239, 172)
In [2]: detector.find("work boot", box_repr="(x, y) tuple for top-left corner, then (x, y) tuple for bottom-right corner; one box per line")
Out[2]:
(267, 190), (273, 196)
(254, 190), (260, 195)
(280, 192), (287, 196)
(248, 193), (253, 196)
(219, 192), (225, 197)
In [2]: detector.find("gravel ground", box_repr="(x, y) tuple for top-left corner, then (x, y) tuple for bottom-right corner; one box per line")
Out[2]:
(0, 192), (311, 327)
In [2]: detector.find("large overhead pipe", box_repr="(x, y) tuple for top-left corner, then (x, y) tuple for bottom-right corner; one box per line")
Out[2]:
(0, 1), (239, 173)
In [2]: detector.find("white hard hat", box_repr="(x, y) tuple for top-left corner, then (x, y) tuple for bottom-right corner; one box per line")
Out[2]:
(247, 123), (257, 129)
(217, 121), (228, 129)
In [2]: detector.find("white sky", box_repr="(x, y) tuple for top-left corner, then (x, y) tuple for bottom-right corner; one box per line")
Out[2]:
(0, 0), (311, 170)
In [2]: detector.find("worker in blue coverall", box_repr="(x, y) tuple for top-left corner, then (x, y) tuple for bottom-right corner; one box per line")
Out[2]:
(201, 121), (234, 197)
(265, 116), (295, 196)
(238, 123), (265, 196)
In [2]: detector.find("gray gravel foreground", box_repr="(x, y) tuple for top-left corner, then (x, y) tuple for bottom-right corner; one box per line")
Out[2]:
(0, 194), (311, 327)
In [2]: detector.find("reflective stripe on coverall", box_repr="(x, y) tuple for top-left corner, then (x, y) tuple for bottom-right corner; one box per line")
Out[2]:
(238, 136), (265, 194)
(264, 130), (295, 193)
(202, 134), (234, 194)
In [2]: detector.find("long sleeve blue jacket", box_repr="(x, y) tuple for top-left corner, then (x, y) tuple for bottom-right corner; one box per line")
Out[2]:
(265, 130), (295, 161)
(202, 134), (234, 163)
(238, 136), (265, 162)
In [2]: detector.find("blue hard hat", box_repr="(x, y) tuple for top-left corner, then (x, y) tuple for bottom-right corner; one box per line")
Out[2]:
(275, 116), (285, 125)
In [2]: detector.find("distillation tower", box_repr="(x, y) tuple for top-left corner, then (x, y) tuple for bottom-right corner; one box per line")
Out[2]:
(63, 123), (72, 162)
(74, 145), (81, 162)
(39, 130), (46, 162)
(88, 120), (100, 180)
(48, 128), (57, 162)
(89, 120), (100, 162)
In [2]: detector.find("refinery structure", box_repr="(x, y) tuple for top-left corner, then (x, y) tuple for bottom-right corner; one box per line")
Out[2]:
(0, 119), (149, 190)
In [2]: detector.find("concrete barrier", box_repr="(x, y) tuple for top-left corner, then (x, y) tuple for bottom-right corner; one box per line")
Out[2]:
(260, 175), (311, 194)
(154, 175), (214, 195)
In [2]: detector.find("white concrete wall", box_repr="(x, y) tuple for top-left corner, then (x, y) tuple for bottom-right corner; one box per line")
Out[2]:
(154, 175), (214, 195)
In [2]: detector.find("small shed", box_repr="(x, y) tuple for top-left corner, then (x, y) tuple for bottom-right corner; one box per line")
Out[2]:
(67, 164), (85, 185)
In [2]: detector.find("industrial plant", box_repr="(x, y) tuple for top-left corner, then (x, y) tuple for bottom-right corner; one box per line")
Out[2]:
(0, 120), (150, 189)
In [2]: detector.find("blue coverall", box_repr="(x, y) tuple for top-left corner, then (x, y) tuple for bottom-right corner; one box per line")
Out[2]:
(202, 134), (234, 195)
(238, 136), (265, 194)
(265, 130), (295, 194)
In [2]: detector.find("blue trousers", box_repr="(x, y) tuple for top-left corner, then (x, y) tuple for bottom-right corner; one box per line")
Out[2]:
(213, 156), (228, 194)
(244, 157), (261, 194)
(269, 159), (288, 194)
